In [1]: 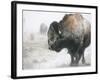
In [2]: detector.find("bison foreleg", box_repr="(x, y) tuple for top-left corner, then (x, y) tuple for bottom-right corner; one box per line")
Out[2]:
(70, 54), (79, 66)
(81, 50), (85, 64)
(75, 53), (82, 65)
(70, 55), (74, 66)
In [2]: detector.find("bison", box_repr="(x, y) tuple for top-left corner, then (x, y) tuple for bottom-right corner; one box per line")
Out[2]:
(48, 13), (91, 66)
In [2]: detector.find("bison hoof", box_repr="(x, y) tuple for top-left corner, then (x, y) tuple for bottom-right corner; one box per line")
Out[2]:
(70, 63), (78, 66)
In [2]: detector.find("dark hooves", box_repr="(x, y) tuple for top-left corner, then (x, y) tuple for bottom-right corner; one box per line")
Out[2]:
(70, 63), (78, 66)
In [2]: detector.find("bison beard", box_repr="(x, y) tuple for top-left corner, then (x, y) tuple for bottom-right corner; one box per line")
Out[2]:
(48, 13), (91, 66)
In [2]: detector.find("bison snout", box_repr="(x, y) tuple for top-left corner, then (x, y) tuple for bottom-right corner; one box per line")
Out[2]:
(49, 43), (61, 52)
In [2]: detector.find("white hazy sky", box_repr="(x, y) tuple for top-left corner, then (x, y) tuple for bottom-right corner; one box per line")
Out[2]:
(23, 10), (91, 34)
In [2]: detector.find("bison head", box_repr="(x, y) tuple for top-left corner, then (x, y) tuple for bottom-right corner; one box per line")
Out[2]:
(48, 21), (64, 52)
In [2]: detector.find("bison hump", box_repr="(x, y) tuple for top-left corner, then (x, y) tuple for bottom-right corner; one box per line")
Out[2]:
(63, 13), (84, 32)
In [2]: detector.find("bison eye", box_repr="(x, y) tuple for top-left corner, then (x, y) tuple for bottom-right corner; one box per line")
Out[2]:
(57, 37), (59, 40)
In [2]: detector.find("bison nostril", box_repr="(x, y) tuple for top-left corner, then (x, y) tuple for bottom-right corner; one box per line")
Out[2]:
(49, 47), (51, 49)
(49, 45), (54, 50)
(49, 46), (52, 50)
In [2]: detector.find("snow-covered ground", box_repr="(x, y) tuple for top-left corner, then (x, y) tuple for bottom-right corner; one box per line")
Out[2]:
(22, 33), (91, 70)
